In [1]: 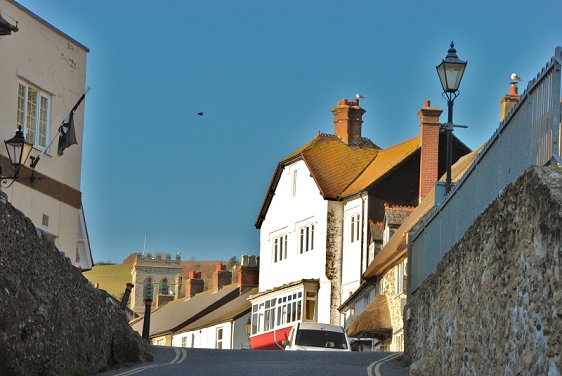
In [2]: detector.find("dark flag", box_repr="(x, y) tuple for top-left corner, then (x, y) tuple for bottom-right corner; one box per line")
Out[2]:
(57, 93), (85, 156)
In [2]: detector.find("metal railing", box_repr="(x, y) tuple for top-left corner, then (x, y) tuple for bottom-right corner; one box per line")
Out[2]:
(410, 46), (562, 292)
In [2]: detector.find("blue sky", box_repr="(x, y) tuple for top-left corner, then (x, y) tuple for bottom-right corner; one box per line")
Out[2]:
(16, 0), (562, 263)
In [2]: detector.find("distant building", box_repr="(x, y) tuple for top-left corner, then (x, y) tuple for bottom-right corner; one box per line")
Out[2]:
(249, 98), (470, 350)
(131, 255), (259, 349)
(0, 0), (92, 269)
(130, 252), (183, 315)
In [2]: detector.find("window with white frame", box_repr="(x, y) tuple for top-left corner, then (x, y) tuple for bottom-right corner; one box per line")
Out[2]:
(395, 259), (407, 295)
(273, 234), (288, 262)
(298, 223), (314, 253)
(291, 169), (298, 197)
(17, 82), (51, 150)
(350, 213), (361, 243)
(251, 291), (307, 335)
(216, 327), (223, 349)
(394, 330), (404, 352)
(181, 336), (187, 348)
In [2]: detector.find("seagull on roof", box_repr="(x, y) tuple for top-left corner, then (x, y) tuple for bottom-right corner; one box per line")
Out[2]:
(511, 73), (521, 82)
(356, 93), (365, 99)
(197, 112), (204, 116)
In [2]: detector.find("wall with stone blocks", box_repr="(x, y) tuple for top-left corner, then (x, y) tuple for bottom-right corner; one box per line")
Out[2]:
(405, 166), (562, 375)
(0, 201), (151, 375)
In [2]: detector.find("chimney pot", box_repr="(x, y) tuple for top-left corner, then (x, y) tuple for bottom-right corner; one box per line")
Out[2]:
(331, 98), (366, 145)
(424, 99), (431, 108)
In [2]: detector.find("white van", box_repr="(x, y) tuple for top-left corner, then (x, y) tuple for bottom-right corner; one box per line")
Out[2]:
(282, 322), (351, 351)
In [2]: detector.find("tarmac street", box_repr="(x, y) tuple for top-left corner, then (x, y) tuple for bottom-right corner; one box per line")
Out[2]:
(97, 346), (410, 376)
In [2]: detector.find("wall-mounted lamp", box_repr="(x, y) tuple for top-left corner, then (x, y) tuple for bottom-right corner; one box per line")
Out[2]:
(1, 126), (34, 191)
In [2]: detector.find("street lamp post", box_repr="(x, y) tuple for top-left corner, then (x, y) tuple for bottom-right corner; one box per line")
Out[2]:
(436, 42), (467, 193)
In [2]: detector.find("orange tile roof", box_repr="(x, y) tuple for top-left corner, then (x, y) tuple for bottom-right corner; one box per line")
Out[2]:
(340, 136), (421, 197)
(299, 134), (380, 197)
(256, 134), (426, 228)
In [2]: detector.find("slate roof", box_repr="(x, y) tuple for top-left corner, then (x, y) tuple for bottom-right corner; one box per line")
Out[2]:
(384, 205), (415, 227)
(130, 284), (241, 337)
(175, 287), (258, 334)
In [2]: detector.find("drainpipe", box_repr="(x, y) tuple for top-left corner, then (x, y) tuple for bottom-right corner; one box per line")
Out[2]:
(359, 191), (367, 281)
(119, 283), (134, 310)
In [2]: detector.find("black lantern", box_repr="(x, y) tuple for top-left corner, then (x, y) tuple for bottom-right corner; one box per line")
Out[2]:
(4, 126), (33, 179)
(436, 42), (467, 94)
(436, 42), (468, 193)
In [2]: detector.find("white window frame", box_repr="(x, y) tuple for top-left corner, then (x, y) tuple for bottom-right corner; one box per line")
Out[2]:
(17, 82), (51, 151)
(394, 330), (404, 352)
(395, 260), (407, 295)
(181, 336), (187, 348)
(350, 213), (361, 243)
(273, 234), (288, 263)
(298, 223), (314, 254)
(291, 169), (298, 197)
(216, 327), (223, 349)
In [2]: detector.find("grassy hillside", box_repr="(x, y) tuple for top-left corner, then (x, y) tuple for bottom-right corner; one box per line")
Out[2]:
(83, 260), (235, 299)
(83, 264), (133, 300)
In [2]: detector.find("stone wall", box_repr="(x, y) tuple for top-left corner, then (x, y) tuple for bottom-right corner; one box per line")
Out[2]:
(0, 201), (151, 375)
(405, 166), (562, 375)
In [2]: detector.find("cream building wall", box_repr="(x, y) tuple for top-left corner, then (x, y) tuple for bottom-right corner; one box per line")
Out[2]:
(0, 0), (91, 269)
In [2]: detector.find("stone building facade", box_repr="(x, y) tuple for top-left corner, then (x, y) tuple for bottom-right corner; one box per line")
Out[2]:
(130, 252), (182, 315)
(406, 167), (562, 375)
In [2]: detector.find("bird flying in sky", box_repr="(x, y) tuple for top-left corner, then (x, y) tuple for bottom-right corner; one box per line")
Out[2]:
(197, 112), (204, 116)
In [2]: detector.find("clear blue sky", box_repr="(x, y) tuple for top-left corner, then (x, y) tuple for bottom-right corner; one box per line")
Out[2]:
(16, 0), (562, 263)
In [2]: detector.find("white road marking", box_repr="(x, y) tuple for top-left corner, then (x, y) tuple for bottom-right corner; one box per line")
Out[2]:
(176, 348), (188, 364)
(112, 363), (162, 376)
(367, 353), (402, 376)
(170, 347), (181, 364)
(112, 347), (187, 375)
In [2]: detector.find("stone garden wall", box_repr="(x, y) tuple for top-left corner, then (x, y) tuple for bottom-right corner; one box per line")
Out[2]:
(0, 200), (151, 375)
(405, 166), (562, 375)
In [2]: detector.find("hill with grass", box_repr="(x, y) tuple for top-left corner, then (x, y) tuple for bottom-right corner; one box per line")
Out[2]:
(83, 258), (237, 300)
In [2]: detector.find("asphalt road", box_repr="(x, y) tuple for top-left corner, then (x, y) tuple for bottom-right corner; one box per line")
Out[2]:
(97, 346), (409, 376)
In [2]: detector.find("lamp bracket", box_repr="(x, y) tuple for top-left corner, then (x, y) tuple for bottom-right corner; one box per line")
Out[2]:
(438, 122), (468, 130)
(442, 91), (460, 103)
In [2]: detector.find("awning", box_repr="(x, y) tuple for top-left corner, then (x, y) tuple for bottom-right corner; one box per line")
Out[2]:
(346, 294), (392, 340)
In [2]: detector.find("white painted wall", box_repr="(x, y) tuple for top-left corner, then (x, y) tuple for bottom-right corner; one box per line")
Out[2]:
(258, 160), (334, 322)
(0, 1), (90, 269)
(340, 197), (364, 304)
(259, 160), (328, 290)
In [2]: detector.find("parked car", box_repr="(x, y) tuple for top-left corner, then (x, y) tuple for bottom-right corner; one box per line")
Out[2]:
(282, 322), (351, 351)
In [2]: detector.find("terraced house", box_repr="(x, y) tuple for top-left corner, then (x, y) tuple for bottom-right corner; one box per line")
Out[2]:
(249, 98), (470, 350)
(0, 0), (92, 269)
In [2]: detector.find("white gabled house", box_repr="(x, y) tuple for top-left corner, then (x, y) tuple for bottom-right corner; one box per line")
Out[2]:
(249, 98), (471, 350)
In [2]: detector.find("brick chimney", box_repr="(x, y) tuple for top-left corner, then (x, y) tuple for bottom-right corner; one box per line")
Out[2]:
(500, 75), (521, 122)
(331, 98), (366, 145)
(155, 294), (174, 308)
(418, 100), (443, 202)
(185, 271), (204, 298)
(212, 263), (232, 291)
(237, 255), (259, 293)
